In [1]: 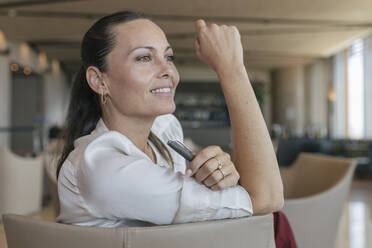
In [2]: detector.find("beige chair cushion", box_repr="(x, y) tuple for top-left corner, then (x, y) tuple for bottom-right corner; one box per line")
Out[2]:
(3, 213), (275, 248)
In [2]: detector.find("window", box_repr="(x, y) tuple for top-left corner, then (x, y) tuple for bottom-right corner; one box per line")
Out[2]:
(347, 39), (364, 139)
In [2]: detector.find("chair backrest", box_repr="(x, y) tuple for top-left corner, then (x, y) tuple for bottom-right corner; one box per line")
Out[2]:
(41, 150), (60, 219)
(0, 146), (43, 218)
(2, 214), (275, 248)
(280, 153), (356, 248)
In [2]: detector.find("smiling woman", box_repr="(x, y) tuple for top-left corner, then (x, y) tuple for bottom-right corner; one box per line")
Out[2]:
(56, 11), (284, 230)
(93, 19), (179, 120)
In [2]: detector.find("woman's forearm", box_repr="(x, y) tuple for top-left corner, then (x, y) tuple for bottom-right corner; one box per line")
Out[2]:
(193, 19), (283, 214)
(217, 65), (284, 215)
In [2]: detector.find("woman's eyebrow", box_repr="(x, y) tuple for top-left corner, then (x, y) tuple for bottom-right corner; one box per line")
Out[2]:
(128, 46), (172, 55)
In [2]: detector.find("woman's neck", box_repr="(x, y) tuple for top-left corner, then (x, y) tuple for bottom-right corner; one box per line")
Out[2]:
(102, 112), (155, 153)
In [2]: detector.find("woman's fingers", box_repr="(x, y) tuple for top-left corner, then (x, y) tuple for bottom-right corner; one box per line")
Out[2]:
(187, 145), (222, 176)
(187, 145), (240, 191)
(195, 19), (206, 33)
(194, 154), (231, 183)
(211, 173), (239, 191)
(202, 160), (233, 186)
(193, 19), (244, 73)
(194, 38), (201, 60)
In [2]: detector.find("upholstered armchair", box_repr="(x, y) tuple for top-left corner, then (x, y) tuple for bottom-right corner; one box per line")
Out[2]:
(3, 213), (276, 248)
(0, 146), (43, 219)
(280, 153), (356, 248)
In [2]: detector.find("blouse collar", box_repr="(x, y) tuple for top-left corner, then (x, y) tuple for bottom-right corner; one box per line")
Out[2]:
(94, 118), (109, 133)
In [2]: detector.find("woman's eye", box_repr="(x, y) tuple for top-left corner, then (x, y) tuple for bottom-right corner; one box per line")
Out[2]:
(136, 55), (151, 62)
(166, 55), (176, 62)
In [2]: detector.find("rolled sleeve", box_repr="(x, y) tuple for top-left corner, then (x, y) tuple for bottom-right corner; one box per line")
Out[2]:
(173, 176), (253, 224)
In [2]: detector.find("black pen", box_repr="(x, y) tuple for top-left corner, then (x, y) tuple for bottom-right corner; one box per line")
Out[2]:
(167, 140), (195, 161)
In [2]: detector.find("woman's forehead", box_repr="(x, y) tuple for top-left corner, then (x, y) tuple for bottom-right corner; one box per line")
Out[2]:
(112, 19), (169, 51)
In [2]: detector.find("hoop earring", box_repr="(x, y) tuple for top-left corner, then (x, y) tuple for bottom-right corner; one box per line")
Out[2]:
(101, 93), (107, 105)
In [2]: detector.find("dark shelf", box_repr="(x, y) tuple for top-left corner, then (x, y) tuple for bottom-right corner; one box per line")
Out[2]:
(175, 82), (230, 128)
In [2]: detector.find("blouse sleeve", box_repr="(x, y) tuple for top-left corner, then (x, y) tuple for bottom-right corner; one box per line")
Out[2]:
(78, 131), (252, 226)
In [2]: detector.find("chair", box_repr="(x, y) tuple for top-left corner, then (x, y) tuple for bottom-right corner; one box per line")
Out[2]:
(42, 145), (61, 219)
(2, 213), (275, 248)
(0, 146), (44, 219)
(280, 153), (356, 248)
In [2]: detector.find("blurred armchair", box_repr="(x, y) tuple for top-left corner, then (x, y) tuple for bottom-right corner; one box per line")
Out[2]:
(280, 153), (356, 248)
(0, 146), (43, 219)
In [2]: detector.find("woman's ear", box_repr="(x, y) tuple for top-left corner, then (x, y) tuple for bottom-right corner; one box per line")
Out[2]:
(86, 66), (108, 95)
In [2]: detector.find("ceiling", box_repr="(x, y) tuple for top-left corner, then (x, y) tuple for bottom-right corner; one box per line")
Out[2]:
(1, 0), (372, 73)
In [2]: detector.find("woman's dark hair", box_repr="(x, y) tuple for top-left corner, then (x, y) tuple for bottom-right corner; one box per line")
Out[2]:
(57, 11), (174, 178)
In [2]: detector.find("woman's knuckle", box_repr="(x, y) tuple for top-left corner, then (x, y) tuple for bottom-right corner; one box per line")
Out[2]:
(234, 29), (241, 37)
(224, 152), (231, 160)
(199, 150), (208, 159)
(203, 178), (210, 186)
(205, 163), (214, 174)
(235, 172), (240, 180)
(232, 175), (239, 184)
(212, 145), (222, 153)
(232, 26), (239, 33)
(211, 172), (220, 182)
(189, 163), (198, 172)
(195, 173), (203, 182)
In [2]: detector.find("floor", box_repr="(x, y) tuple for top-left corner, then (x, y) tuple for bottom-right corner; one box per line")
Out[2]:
(0, 179), (371, 248)
(348, 180), (372, 248)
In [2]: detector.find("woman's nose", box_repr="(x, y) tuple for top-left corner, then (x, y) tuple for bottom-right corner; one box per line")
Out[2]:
(157, 58), (172, 79)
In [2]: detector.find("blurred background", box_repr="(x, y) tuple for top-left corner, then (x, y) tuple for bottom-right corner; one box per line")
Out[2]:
(0, 0), (371, 247)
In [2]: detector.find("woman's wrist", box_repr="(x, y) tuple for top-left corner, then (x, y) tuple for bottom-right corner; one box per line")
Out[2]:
(216, 65), (249, 89)
(216, 64), (249, 86)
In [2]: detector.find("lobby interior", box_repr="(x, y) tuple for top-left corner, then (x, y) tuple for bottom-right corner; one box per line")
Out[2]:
(0, 0), (372, 247)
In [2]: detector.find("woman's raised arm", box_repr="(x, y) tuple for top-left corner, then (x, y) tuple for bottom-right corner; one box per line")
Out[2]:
(194, 20), (283, 215)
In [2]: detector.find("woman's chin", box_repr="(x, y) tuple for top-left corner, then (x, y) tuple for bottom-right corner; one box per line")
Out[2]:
(153, 104), (176, 116)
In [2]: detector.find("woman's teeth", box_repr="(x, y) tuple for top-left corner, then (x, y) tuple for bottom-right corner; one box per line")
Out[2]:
(151, 88), (171, 93)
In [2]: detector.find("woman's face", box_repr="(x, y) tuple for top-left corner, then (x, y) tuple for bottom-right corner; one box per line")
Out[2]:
(103, 19), (180, 118)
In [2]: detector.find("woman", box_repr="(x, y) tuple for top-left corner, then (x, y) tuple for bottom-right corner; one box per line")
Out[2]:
(57, 11), (284, 228)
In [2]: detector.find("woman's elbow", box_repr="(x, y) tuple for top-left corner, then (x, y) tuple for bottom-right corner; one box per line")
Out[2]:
(272, 193), (284, 212)
(251, 187), (284, 215)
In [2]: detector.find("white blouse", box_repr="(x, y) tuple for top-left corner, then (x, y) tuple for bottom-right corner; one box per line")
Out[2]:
(57, 114), (253, 227)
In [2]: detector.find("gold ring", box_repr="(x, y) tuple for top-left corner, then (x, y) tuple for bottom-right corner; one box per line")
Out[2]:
(216, 158), (226, 179)
(217, 159), (223, 170)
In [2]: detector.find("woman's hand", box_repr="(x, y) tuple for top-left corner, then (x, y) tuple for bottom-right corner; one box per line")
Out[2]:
(194, 19), (244, 75)
(186, 146), (240, 191)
